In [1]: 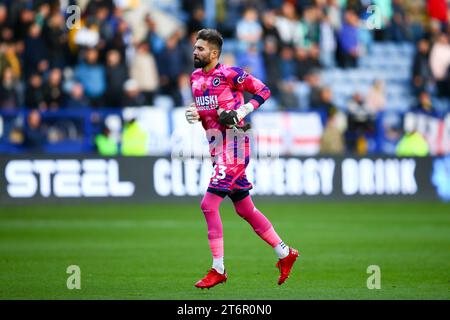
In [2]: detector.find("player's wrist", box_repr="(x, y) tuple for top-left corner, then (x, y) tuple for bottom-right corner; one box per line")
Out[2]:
(236, 103), (254, 121)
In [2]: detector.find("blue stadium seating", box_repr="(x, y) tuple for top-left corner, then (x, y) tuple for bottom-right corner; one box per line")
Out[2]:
(322, 42), (415, 111)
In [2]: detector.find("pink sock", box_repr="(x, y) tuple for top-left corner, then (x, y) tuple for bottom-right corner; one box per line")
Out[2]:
(233, 195), (282, 247)
(200, 192), (225, 258)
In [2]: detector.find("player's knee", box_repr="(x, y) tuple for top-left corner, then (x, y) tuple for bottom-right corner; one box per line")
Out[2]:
(200, 198), (215, 214)
(200, 199), (209, 213)
(234, 204), (255, 219)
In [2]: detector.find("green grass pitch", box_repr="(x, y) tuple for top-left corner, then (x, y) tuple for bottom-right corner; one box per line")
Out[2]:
(0, 201), (449, 300)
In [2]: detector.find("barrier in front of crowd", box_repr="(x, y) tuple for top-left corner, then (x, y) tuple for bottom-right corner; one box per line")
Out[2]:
(0, 107), (448, 156)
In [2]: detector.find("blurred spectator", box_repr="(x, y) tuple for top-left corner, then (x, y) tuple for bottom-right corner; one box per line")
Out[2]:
(295, 45), (321, 81)
(426, 0), (449, 26)
(109, 6), (125, 39)
(121, 79), (146, 107)
(8, 126), (24, 146)
(74, 48), (106, 107)
(428, 18), (444, 43)
(298, 5), (320, 50)
(429, 33), (450, 99)
(365, 80), (386, 114)
(263, 37), (282, 99)
(412, 38), (433, 96)
(25, 73), (45, 109)
(104, 17), (131, 63)
(43, 68), (65, 110)
(174, 73), (194, 107)
(396, 129), (429, 156)
(85, 0), (115, 16)
(320, 108), (345, 155)
(182, 0), (205, 16)
(345, 0), (367, 15)
(278, 80), (299, 110)
(0, 42), (21, 81)
(279, 45), (296, 80)
(346, 92), (375, 154)
(236, 7), (263, 51)
(347, 92), (375, 129)
(413, 91), (439, 117)
(305, 70), (323, 108)
(0, 67), (18, 109)
(23, 23), (49, 78)
(358, 18), (374, 56)
(91, 5), (114, 47)
(105, 49), (128, 107)
(237, 43), (266, 82)
(311, 86), (337, 115)
(121, 118), (148, 156)
(381, 120), (403, 155)
(144, 14), (165, 56)
(14, 6), (35, 41)
(325, 0), (341, 30)
(23, 110), (47, 152)
(388, 0), (412, 42)
(372, 0), (394, 41)
(180, 31), (197, 74)
(0, 4), (11, 41)
(319, 10), (337, 68)
(187, 6), (206, 35)
(130, 42), (159, 105)
(337, 9), (360, 69)
(219, 0), (248, 38)
(275, 2), (300, 47)
(0, 42), (21, 105)
(403, 0), (428, 42)
(214, 0), (228, 36)
(65, 82), (89, 109)
(36, 3), (52, 27)
(95, 125), (118, 156)
(44, 13), (69, 69)
(158, 32), (186, 102)
(261, 9), (282, 48)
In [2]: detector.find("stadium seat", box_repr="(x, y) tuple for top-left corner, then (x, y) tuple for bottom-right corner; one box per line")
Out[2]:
(323, 41), (415, 113)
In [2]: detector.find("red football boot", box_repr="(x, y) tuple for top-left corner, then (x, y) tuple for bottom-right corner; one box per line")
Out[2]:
(276, 247), (299, 285)
(194, 269), (227, 289)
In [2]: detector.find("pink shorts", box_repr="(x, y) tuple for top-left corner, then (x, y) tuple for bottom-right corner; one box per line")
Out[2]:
(208, 162), (253, 193)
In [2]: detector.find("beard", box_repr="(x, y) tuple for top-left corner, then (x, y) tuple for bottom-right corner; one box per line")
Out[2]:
(193, 56), (210, 68)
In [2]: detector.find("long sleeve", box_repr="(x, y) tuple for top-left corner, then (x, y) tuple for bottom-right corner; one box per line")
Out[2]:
(225, 66), (271, 110)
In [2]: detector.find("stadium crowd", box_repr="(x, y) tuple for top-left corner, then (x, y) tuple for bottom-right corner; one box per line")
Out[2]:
(0, 0), (449, 154)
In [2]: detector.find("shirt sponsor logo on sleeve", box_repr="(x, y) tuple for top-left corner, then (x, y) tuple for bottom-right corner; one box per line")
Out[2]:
(237, 73), (248, 84)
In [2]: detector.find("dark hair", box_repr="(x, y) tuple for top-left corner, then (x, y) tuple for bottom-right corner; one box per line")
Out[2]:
(196, 29), (223, 56)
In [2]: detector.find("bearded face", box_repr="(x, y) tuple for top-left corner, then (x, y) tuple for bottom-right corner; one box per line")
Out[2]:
(193, 54), (211, 68)
(193, 39), (216, 68)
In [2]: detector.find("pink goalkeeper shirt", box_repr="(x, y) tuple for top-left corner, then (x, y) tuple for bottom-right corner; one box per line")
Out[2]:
(190, 63), (271, 131)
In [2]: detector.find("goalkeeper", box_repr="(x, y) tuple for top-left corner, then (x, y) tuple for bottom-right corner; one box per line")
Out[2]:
(186, 29), (299, 289)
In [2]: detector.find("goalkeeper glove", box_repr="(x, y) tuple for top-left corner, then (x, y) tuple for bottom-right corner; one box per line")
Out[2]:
(185, 103), (200, 124)
(218, 102), (254, 126)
